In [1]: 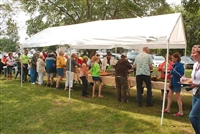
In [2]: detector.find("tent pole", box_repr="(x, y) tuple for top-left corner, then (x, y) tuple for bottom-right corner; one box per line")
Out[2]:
(160, 41), (170, 126)
(68, 47), (71, 102)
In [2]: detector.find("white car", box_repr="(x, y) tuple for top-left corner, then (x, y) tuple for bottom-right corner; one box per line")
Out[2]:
(152, 56), (165, 67)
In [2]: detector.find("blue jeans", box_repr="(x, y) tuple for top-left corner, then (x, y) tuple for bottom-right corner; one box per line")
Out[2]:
(189, 95), (200, 134)
(80, 76), (88, 96)
(30, 68), (37, 83)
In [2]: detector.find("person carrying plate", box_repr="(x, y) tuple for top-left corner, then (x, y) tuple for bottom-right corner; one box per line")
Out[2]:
(188, 44), (200, 134)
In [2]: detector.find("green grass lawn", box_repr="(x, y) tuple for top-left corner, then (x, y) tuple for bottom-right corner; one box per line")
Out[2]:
(0, 76), (194, 134)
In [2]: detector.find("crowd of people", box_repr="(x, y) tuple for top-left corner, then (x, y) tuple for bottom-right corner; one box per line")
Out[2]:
(1, 45), (200, 133)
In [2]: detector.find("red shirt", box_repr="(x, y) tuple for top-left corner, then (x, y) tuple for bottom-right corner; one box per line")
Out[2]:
(158, 61), (173, 79)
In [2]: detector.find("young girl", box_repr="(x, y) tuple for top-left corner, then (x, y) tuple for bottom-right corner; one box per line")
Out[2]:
(90, 56), (103, 98)
(79, 56), (89, 97)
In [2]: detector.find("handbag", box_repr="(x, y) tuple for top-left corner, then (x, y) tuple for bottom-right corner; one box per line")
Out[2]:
(195, 87), (200, 98)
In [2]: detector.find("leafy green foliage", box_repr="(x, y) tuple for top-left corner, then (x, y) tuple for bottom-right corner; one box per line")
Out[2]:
(0, 38), (19, 52)
(0, 1), (20, 45)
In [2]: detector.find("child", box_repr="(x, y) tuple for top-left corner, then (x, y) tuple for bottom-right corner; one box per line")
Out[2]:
(90, 56), (103, 98)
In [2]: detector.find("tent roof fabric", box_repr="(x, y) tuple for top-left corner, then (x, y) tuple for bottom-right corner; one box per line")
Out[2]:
(22, 13), (186, 49)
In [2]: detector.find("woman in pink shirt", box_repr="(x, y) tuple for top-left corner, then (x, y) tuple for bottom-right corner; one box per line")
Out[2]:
(79, 56), (89, 97)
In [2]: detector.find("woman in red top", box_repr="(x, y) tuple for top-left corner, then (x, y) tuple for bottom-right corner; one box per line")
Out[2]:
(158, 55), (173, 99)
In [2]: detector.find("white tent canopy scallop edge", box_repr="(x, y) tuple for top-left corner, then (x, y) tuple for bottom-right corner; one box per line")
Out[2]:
(22, 13), (186, 50)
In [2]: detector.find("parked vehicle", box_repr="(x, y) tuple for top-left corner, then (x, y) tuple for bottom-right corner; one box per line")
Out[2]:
(152, 55), (165, 67)
(181, 56), (195, 69)
(126, 51), (139, 63)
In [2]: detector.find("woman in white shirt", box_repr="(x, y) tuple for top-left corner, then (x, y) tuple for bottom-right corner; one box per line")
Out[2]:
(6, 52), (14, 80)
(37, 55), (46, 85)
(189, 45), (200, 134)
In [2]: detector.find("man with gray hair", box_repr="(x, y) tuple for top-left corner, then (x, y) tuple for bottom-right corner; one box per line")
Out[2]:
(134, 47), (153, 107)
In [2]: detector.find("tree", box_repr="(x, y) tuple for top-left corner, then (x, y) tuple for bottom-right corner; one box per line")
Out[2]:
(182, 0), (200, 54)
(0, 38), (19, 52)
(0, 1), (20, 51)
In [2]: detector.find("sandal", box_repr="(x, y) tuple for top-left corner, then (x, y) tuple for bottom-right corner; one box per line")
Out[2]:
(161, 109), (170, 113)
(173, 112), (183, 117)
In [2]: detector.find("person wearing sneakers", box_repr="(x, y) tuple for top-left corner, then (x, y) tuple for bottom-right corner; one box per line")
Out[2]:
(90, 56), (103, 98)
(163, 52), (184, 116)
(115, 53), (132, 102)
(189, 45), (200, 134)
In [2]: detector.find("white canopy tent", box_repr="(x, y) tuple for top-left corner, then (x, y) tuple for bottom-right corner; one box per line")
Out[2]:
(22, 13), (186, 49)
(22, 13), (187, 126)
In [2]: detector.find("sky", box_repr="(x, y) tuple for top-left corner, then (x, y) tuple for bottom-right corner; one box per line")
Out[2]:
(17, 0), (182, 43)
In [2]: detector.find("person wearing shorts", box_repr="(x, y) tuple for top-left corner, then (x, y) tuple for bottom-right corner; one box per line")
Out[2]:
(163, 52), (184, 116)
(45, 53), (56, 87)
(90, 56), (103, 98)
(55, 51), (66, 89)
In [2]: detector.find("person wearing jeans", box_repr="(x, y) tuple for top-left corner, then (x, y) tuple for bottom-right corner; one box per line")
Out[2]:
(79, 56), (89, 97)
(189, 45), (200, 134)
(134, 47), (153, 107)
(20, 50), (30, 82)
(30, 52), (39, 84)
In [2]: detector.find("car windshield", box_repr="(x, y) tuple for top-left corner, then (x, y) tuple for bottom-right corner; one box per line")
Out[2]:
(181, 57), (194, 62)
(154, 56), (164, 61)
(127, 52), (138, 57)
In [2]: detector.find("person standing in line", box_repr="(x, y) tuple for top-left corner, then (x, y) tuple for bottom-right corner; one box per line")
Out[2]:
(101, 52), (116, 72)
(79, 56), (89, 97)
(3, 55), (7, 78)
(115, 53), (132, 102)
(20, 50), (30, 82)
(163, 52), (184, 116)
(90, 56), (103, 98)
(188, 45), (200, 134)
(30, 52), (39, 84)
(134, 47), (153, 107)
(55, 51), (66, 89)
(65, 53), (80, 90)
(45, 53), (56, 87)
(15, 53), (21, 79)
(6, 52), (14, 80)
(158, 55), (173, 99)
(36, 55), (46, 85)
(0, 59), (4, 79)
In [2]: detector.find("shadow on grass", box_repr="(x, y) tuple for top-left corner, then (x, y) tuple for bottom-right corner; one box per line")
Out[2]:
(1, 79), (193, 133)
